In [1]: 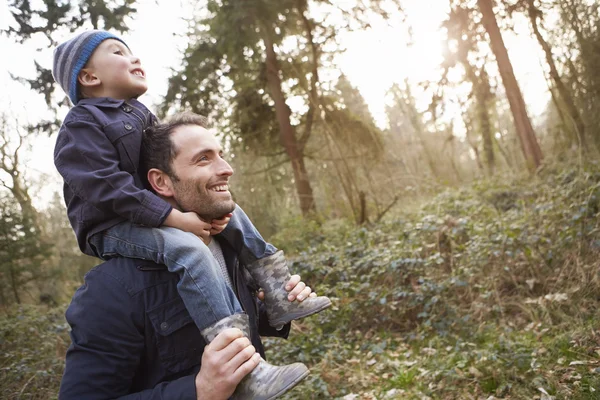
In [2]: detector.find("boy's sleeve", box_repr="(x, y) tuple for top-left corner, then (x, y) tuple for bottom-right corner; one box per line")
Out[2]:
(54, 118), (171, 227)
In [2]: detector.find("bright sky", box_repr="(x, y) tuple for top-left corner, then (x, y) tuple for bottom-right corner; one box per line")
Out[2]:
(0, 0), (549, 208)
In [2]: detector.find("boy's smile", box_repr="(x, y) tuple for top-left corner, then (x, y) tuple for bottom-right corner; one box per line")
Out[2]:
(78, 39), (148, 100)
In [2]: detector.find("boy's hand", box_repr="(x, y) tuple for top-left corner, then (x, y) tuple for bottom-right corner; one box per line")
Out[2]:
(257, 274), (317, 303)
(164, 209), (211, 244)
(210, 213), (232, 236)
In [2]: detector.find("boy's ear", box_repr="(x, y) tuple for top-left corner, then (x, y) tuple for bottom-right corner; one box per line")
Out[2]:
(147, 168), (175, 198)
(77, 68), (101, 88)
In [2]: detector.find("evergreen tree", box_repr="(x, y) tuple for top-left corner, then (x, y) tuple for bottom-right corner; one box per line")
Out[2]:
(163, 0), (395, 216)
(5, 0), (138, 110)
(0, 195), (51, 305)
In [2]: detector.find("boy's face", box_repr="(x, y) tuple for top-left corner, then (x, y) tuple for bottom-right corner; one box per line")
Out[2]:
(79, 39), (148, 100)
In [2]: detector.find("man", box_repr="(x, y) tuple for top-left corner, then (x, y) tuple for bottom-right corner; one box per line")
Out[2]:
(59, 112), (317, 399)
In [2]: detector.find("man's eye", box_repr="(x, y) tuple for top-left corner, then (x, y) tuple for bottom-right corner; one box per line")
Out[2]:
(113, 50), (123, 55)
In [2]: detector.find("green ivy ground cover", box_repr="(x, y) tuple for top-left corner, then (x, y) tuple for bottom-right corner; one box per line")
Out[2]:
(2, 163), (600, 399)
(266, 164), (600, 399)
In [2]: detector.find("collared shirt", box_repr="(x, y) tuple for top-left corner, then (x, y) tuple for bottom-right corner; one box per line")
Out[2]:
(59, 238), (290, 399)
(54, 97), (172, 257)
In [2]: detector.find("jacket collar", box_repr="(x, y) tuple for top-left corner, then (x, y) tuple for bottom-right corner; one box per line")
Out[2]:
(76, 97), (126, 108)
(76, 97), (146, 108)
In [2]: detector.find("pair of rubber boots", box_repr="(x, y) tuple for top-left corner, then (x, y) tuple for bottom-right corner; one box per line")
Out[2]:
(201, 250), (331, 400)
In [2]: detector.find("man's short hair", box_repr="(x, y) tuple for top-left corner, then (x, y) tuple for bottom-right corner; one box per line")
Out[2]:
(141, 112), (210, 182)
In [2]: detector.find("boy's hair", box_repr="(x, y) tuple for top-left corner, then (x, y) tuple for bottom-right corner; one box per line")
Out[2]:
(52, 30), (128, 104)
(141, 112), (210, 182)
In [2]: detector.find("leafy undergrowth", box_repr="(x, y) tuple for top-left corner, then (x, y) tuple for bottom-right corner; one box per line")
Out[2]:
(2, 163), (600, 399)
(0, 305), (69, 399)
(265, 163), (600, 399)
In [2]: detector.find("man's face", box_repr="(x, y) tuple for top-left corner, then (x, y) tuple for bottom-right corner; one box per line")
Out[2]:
(168, 124), (235, 220)
(82, 39), (148, 100)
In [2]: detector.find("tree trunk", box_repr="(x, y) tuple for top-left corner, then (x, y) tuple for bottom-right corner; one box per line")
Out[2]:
(261, 28), (317, 215)
(465, 62), (496, 176)
(12, 177), (39, 227)
(9, 266), (21, 304)
(479, 99), (495, 175)
(478, 0), (543, 169)
(526, 0), (586, 149)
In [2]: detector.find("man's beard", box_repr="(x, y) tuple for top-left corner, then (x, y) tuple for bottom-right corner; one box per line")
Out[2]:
(172, 179), (236, 220)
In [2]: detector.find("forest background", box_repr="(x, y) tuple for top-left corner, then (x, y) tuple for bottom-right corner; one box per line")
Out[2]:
(1, 0), (599, 398)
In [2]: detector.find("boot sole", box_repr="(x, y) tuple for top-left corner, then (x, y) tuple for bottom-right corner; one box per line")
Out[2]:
(265, 368), (310, 400)
(269, 298), (332, 328)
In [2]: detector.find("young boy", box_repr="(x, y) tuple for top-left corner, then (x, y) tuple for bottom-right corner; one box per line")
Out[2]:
(52, 30), (330, 398)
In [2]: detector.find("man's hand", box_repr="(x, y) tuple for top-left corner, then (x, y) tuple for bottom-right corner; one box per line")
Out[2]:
(195, 328), (260, 400)
(257, 274), (317, 303)
(210, 213), (232, 236)
(163, 209), (211, 244)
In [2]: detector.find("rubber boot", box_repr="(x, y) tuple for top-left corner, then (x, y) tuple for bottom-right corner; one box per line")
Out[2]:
(247, 250), (332, 329)
(201, 313), (309, 400)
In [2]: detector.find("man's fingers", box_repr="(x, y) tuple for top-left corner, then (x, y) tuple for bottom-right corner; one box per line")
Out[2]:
(225, 342), (256, 373)
(287, 281), (306, 301)
(207, 328), (244, 352)
(232, 353), (261, 383)
(296, 286), (312, 302)
(285, 274), (301, 291)
(219, 337), (253, 363)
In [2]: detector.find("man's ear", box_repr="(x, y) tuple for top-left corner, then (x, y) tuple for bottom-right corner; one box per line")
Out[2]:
(147, 168), (175, 197)
(77, 68), (101, 88)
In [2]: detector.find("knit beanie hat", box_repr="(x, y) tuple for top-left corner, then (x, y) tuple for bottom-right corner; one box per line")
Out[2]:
(52, 30), (128, 104)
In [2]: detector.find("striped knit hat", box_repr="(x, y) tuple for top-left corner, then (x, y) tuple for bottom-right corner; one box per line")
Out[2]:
(52, 30), (128, 104)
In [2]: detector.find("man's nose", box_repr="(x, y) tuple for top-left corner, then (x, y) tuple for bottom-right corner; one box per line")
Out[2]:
(130, 55), (141, 64)
(217, 158), (234, 177)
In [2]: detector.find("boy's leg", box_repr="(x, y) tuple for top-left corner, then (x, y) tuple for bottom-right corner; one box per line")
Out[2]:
(219, 205), (277, 263)
(220, 205), (331, 328)
(247, 250), (332, 328)
(90, 221), (242, 331)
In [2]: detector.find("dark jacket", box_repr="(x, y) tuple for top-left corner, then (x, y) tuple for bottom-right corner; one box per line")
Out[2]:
(54, 97), (172, 257)
(59, 238), (290, 399)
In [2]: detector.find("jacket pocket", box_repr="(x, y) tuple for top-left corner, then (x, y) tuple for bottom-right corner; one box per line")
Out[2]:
(104, 121), (140, 174)
(147, 297), (204, 374)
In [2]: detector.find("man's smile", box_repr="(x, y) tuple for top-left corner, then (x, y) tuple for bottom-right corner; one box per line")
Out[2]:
(209, 184), (230, 193)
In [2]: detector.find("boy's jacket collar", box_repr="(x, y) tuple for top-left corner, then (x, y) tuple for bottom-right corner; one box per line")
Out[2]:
(77, 97), (142, 108)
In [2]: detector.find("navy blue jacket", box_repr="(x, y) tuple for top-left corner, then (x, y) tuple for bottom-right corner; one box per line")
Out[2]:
(54, 97), (172, 257)
(59, 238), (290, 399)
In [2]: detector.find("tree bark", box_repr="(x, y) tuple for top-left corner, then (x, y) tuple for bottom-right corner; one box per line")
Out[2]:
(297, 0), (319, 151)
(9, 266), (21, 304)
(465, 62), (495, 175)
(478, 0), (543, 169)
(463, 115), (485, 174)
(526, 0), (586, 149)
(261, 27), (317, 215)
